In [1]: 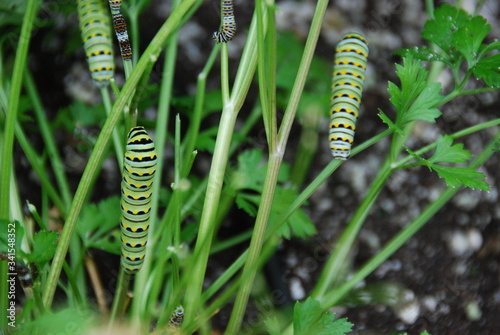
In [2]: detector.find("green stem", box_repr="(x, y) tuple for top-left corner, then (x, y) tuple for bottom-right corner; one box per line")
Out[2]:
(225, 153), (282, 334)
(183, 6), (261, 326)
(25, 71), (72, 209)
(184, 77), (240, 324)
(182, 44), (220, 165)
(225, 0), (329, 331)
(42, 0), (197, 309)
(1, 3), (39, 324)
(14, 123), (67, 216)
(311, 159), (392, 298)
(256, 0), (274, 147)
(101, 86), (124, 171)
(109, 270), (131, 324)
(0, 0), (38, 219)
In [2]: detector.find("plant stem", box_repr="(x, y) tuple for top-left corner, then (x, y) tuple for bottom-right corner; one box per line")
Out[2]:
(1, 1), (38, 323)
(101, 86), (124, 171)
(109, 270), (131, 324)
(182, 44), (220, 164)
(25, 71), (72, 209)
(311, 158), (392, 298)
(226, 0), (329, 331)
(183, 6), (261, 326)
(0, 0), (38, 219)
(14, 123), (67, 216)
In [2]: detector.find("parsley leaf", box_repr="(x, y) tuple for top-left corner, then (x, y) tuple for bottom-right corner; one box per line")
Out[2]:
(236, 188), (316, 239)
(77, 196), (121, 251)
(472, 54), (500, 87)
(431, 165), (489, 190)
(406, 146), (489, 191)
(422, 4), (470, 60)
(388, 57), (442, 127)
(396, 47), (448, 64)
(30, 231), (58, 267)
(389, 57), (427, 114)
(429, 135), (472, 164)
(453, 16), (490, 68)
(402, 82), (442, 124)
(294, 298), (353, 335)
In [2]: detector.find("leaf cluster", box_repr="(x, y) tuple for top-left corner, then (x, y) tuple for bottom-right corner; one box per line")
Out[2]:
(399, 4), (500, 87)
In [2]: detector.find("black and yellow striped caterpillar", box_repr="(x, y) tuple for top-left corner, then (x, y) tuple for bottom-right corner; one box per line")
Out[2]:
(168, 306), (184, 329)
(213, 0), (236, 43)
(329, 32), (368, 160)
(77, 0), (115, 86)
(120, 126), (158, 274)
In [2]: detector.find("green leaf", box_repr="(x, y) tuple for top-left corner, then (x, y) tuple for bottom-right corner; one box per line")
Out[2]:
(422, 4), (470, 57)
(196, 127), (219, 153)
(236, 188), (316, 239)
(294, 298), (353, 335)
(235, 193), (259, 217)
(399, 82), (442, 125)
(395, 47), (448, 64)
(472, 54), (500, 87)
(90, 229), (121, 255)
(453, 16), (490, 67)
(429, 135), (472, 164)
(30, 231), (58, 266)
(269, 188), (316, 239)
(264, 317), (281, 335)
(406, 147), (489, 191)
(16, 308), (92, 335)
(231, 149), (269, 192)
(431, 165), (489, 191)
(388, 57), (428, 113)
(478, 40), (500, 58)
(420, 331), (431, 335)
(77, 196), (121, 249)
(388, 56), (443, 127)
(377, 109), (401, 135)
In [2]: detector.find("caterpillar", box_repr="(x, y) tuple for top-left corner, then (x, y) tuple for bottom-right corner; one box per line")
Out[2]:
(329, 32), (368, 160)
(77, 0), (115, 87)
(120, 126), (158, 274)
(108, 0), (121, 13)
(0, 252), (36, 289)
(212, 0), (236, 43)
(111, 12), (132, 61)
(168, 306), (184, 329)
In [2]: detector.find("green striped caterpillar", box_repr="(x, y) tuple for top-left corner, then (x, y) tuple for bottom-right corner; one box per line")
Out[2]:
(77, 0), (115, 86)
(329, 32), (368, 159)
(120, 127), (158, 274)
